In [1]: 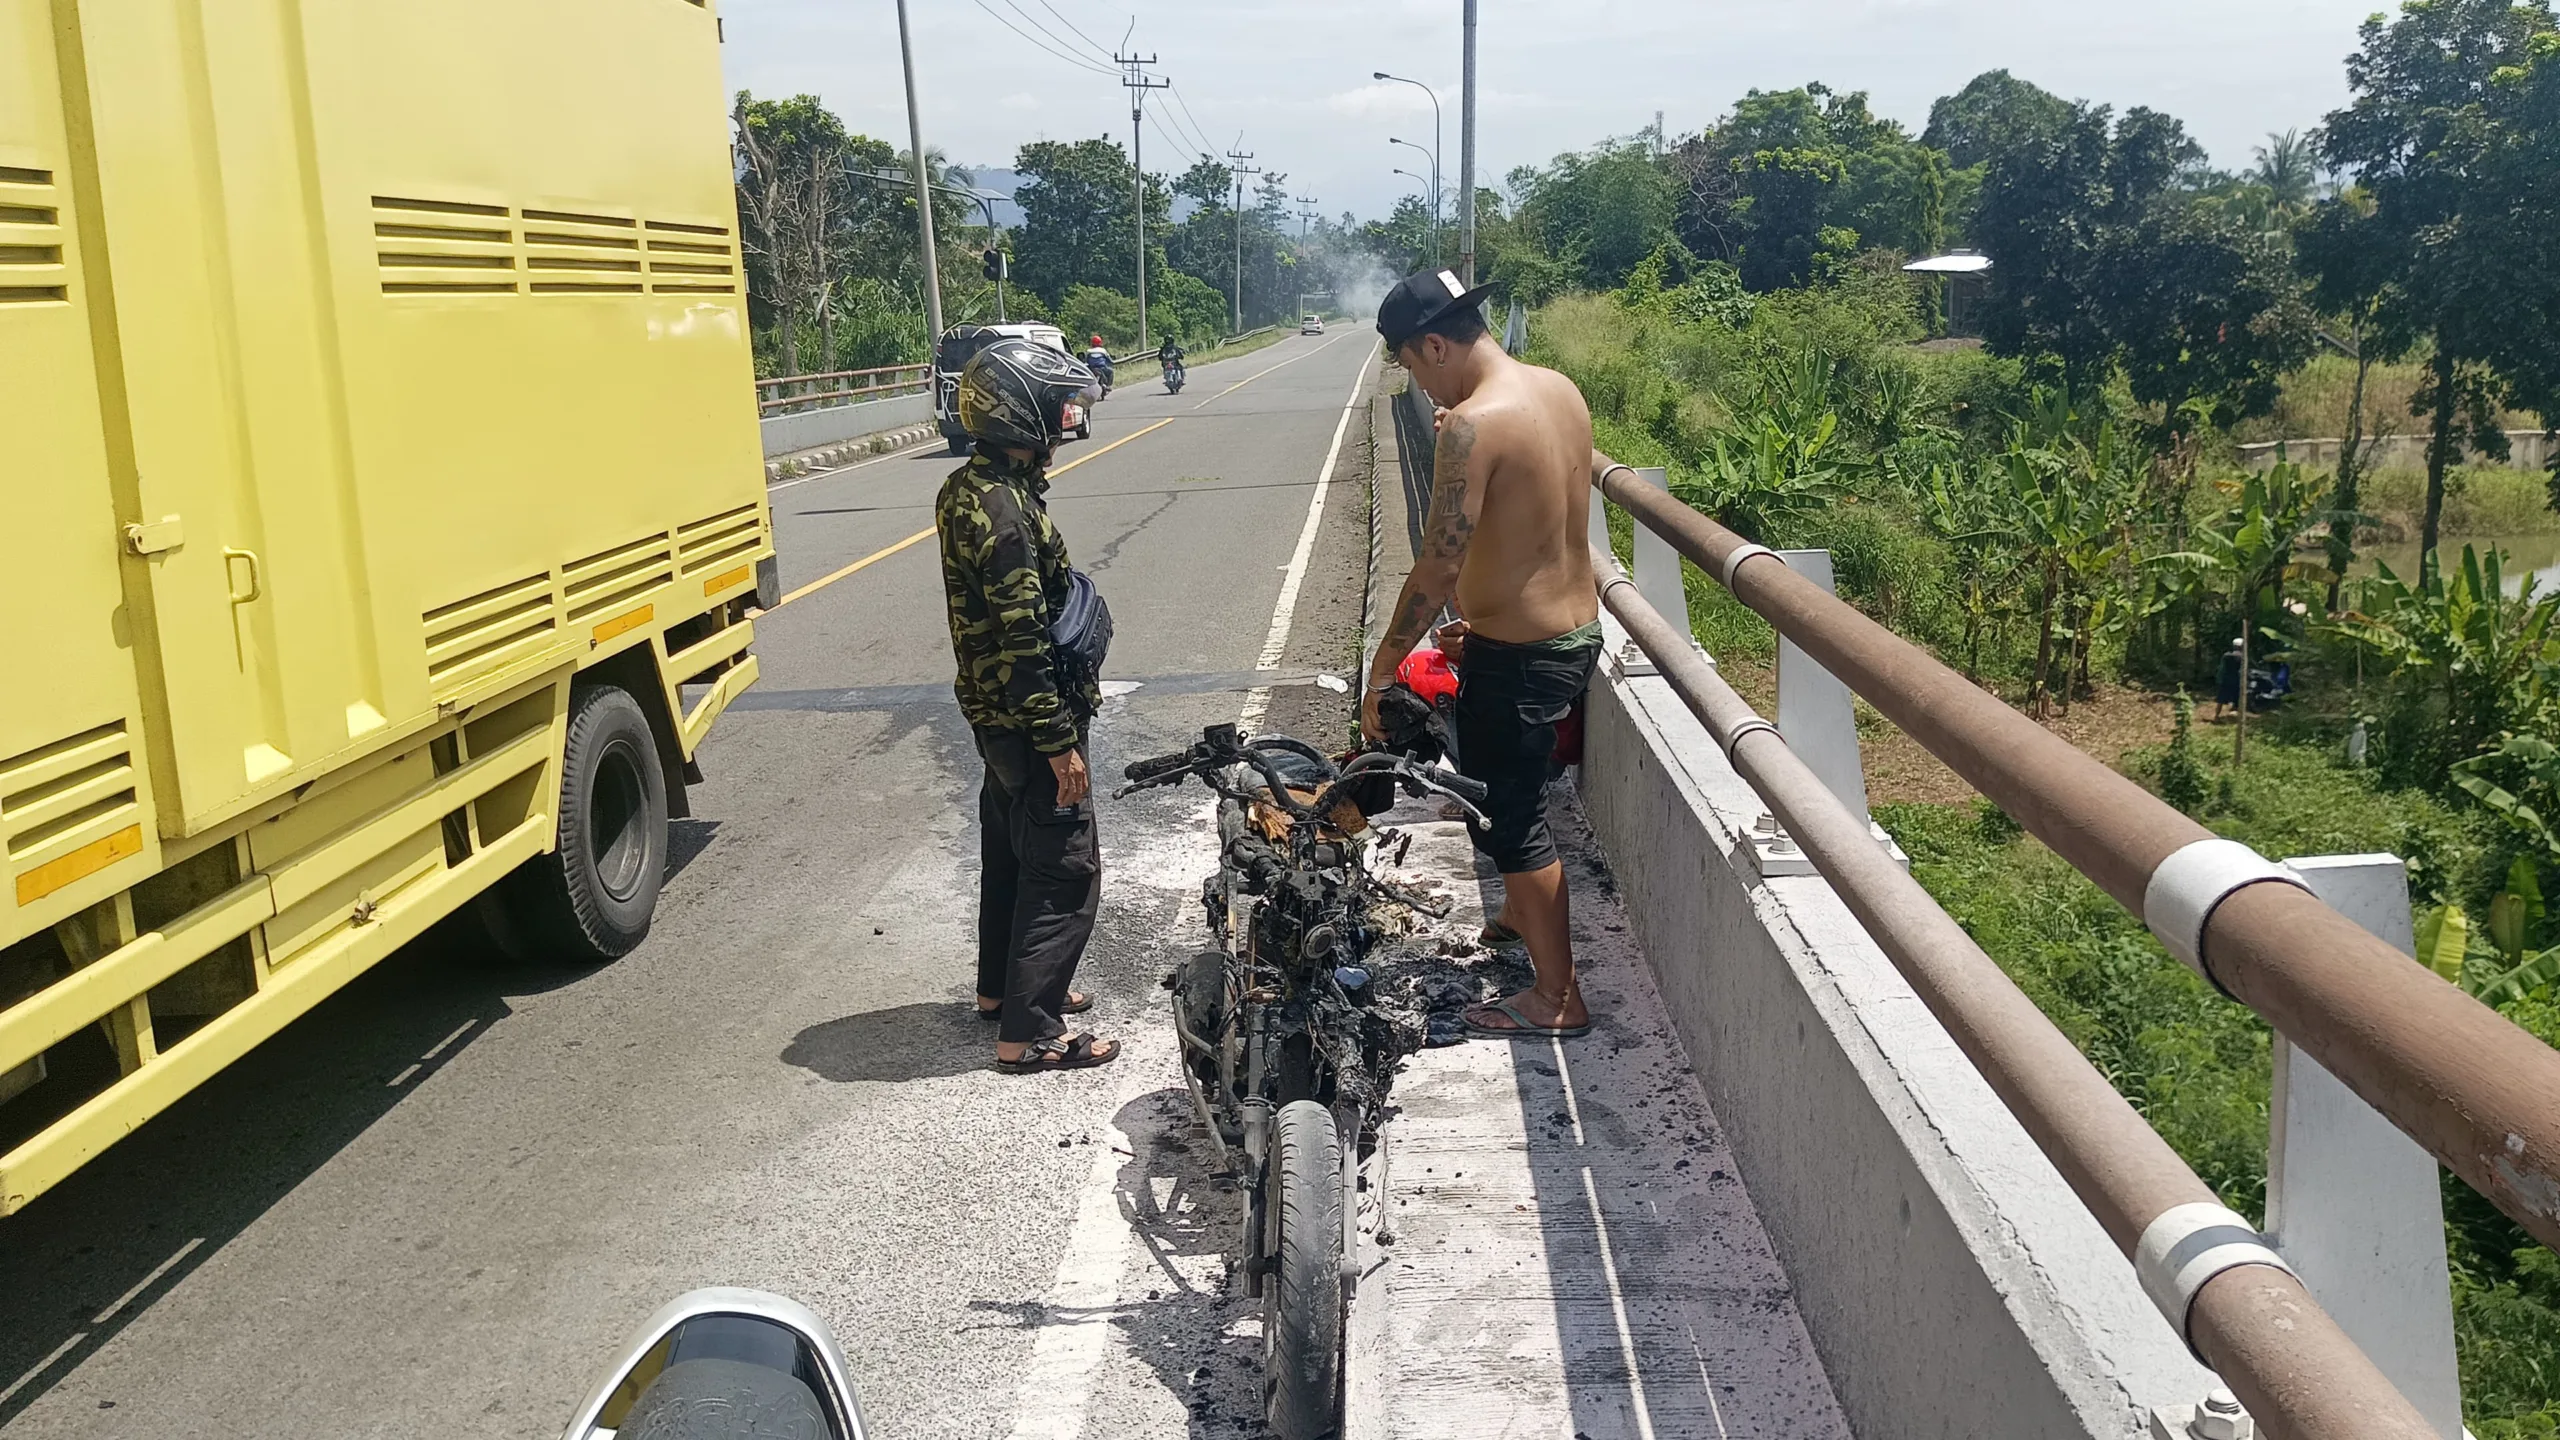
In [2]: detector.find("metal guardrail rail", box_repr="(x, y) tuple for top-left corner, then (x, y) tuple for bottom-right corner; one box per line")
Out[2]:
(754, 363), (931, 414)
(1587, 536), (2430, 1439)
(1593, 460), (2560, 1260)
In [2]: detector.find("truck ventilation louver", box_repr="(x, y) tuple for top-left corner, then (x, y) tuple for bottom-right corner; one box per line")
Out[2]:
(423, 571), (559, 694)
(1, 721), (141, 906)
(373, 196), (735, 298)
(0, 167), (68, 306)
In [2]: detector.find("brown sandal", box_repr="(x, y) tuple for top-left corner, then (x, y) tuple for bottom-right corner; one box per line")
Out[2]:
(996, 1033), (1120, 1072)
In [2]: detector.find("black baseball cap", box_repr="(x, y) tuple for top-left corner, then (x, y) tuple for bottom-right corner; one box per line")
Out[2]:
(1377, 267), (1495, 351)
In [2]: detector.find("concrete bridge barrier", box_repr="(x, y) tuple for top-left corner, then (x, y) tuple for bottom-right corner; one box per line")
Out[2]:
(1578, 644), (2212, 1439)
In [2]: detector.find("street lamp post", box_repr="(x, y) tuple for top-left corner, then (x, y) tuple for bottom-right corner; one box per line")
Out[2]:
(1374, 71), (1442, 266)
(850, 169), (1009, 321)
(1392, 167), (1435, 268)
(1388, 137), (1440, 264)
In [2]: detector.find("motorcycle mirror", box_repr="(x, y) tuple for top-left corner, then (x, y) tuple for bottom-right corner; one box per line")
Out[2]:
(560, 1288), (870, 1440)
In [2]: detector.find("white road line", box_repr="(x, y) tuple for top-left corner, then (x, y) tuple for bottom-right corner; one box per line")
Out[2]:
(1240, 346), (1379, 730)
(1005, 342), (1376, 1440)
(1581, 1166), (1659, 1440)
(1002, 1115), (1137, 1440)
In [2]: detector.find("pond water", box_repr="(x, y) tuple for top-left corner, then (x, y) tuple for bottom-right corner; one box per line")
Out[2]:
(2355, 532), (2560, 595)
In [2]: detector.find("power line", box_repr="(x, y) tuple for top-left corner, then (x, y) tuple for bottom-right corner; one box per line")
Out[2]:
(1146, 108), (1199, 169)
(1033, 0), (1117, 62)
(1166, 85), (1219, 161)
(997, 0), (1117, 71)
(969, 0), (1115, 75)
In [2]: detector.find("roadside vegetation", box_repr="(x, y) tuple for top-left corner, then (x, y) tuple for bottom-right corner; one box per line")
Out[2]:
(1501, 4), (2560, 1430)
(726, 98), (1395, 377)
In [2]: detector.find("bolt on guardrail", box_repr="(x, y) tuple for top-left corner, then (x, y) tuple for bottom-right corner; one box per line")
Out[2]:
(1589, 540), (2432, 1439)
(1592, 458), (2560, 1265)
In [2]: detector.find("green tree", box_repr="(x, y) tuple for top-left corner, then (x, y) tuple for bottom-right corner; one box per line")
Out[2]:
(1923, 69), (2076, 170)
(1512, 140), (1677, 291)
(2314, 0), (2559, 562)
(1010, 137), (1169, 309)
(1056, 284), (1140, 350)
(2251, 128), (2322, 214)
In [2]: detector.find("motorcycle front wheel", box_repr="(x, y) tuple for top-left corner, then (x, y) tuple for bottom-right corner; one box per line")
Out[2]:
(1262, 1099), (1345, 1440)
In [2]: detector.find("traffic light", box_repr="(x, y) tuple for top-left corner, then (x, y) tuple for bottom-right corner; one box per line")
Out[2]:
(982, 248), (1008, 282)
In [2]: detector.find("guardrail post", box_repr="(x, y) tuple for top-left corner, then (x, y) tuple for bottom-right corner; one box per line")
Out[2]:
(2263, 854), (2465, 1439)
(1756, 550), (1905, 877)
(1625, 468), (1692, 678)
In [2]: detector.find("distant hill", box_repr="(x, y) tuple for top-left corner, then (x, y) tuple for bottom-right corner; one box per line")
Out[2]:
(951, 166), (1026, 227)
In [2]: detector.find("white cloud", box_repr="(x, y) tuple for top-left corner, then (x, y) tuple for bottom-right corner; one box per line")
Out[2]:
(999, 92), (1042, 112)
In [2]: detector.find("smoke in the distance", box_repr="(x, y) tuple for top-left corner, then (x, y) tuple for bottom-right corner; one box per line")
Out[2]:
(1333, 256), (1401, 319)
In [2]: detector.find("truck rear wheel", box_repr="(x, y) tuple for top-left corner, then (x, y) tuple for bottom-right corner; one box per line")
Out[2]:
(478, 683), (667, 963)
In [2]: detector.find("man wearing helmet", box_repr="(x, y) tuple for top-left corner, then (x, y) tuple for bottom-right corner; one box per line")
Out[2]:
(937, 338), (1120, 1071)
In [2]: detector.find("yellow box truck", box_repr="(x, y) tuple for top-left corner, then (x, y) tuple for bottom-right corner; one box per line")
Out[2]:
(0, 0), (770, 1212)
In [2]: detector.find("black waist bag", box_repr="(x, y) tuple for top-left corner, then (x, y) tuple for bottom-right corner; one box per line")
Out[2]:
(1050, 567), (1114, 715)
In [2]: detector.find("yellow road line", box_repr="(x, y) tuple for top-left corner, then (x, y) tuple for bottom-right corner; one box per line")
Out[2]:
(773, 529), (936, 608)
(1191, 331), (1350, 410)
(768, 416), (1178, 611)
(1053, 415), (1176, 476)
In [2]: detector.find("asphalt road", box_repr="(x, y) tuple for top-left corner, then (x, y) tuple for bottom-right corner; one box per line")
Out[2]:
(0, 329), (1381, 1438)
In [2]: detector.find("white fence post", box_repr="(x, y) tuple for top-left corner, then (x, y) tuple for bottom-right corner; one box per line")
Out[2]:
(1753, 550), (1904, 876)
(1617, 467), (1697, 678)
(2267, 854), (2465, 1440)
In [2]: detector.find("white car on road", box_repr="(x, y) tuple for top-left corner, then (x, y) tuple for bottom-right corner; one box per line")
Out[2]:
(1300, 314), (1324, 334)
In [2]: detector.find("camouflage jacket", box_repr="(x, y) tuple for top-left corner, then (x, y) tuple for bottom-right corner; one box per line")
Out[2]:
(935, 448), (1096, 753)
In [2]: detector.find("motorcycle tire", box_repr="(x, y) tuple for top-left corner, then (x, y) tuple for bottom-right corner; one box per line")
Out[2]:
(1262, 1099), (1344, 1440)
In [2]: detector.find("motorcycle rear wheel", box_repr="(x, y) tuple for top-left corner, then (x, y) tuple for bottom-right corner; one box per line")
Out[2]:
(1262, 1099), (1344, 1440)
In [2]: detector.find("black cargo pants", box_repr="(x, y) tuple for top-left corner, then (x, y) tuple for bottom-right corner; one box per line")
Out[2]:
(973, 727), (1101, 1045)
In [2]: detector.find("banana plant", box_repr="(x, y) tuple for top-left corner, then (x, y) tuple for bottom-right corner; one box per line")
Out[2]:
(2147, 462), (2331, 761)
(2330, 547), (2560, 770)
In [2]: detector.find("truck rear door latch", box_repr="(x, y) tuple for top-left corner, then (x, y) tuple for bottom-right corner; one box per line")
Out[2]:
(124, 517), (185, 555)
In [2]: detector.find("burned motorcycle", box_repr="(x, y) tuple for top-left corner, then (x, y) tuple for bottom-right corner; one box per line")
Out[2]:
(1119, 712), (1484, 1440)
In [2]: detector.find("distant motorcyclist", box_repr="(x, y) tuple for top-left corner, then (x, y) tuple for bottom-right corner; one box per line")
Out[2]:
(1082, 335), (1114, 394)
(1157, 335), (1186, 394)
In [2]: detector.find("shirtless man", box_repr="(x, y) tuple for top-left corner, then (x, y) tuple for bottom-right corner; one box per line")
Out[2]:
(1362, 269), (1601, 1040)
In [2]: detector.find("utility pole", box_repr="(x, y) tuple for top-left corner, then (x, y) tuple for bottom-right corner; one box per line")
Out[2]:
(894, 0), (943, 343)
(1459, 0), (1478, 284)
(1294, 195), (1317, 321)
(1117, 50), (1169, 350)
(1227, 148), (1262, 334)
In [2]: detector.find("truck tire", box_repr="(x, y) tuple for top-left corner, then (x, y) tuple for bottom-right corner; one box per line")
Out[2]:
(1263, 1099), (1344, 1440)
(478, 683), (667, 963)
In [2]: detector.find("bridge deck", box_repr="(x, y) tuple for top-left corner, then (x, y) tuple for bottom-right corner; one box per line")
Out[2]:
(1351, 792), (1850, 1439)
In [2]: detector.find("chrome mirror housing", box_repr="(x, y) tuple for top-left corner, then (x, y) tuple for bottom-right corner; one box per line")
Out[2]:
(560, 1288), (869, 1440)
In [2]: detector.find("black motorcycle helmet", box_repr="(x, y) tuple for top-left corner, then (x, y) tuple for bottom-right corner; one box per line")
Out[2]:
(956, 337), (1094, 455)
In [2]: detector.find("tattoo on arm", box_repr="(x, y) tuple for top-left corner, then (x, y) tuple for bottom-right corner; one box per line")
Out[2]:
(1374, 415), (1481, 676)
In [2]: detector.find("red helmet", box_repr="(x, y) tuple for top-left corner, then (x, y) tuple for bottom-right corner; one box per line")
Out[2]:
(1395, 645), (1459, 707)
(1089, 335), (1104, 347)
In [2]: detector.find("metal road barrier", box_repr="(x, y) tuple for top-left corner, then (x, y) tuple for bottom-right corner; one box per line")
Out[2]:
(755, 363), (932, 414)
(1589, 541), (2431, 1439)
(1594, 459), (2560, 1261)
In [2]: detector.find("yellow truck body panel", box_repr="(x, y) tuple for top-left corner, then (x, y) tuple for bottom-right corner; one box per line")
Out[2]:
(0, 0), (767, 1211)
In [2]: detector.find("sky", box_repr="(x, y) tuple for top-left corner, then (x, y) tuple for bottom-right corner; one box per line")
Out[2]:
(718, 0), (2395, 224)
